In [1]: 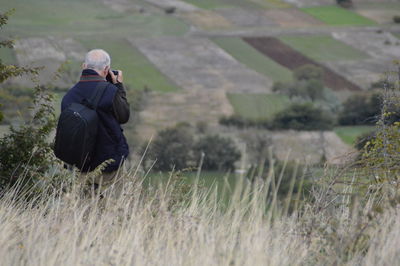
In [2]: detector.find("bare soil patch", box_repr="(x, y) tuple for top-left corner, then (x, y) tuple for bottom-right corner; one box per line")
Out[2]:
(180, 10), (232, 29)
(243, 37), (361, 91)
(332, 31), (400, 60)
(217, 8), (277, 28)
(270, 130), (355, 164)
(130, 36), (272, 93)
(324, 58), (392, 90)
(264, 8), (324, 27)
(136, 89), (234, 140)
(10, 37), (86, 88)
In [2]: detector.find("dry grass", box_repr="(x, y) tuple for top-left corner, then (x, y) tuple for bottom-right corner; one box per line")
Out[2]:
(0, 164), (400, 265)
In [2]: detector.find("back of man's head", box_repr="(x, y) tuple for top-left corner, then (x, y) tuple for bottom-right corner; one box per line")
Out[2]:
(84, 49), (111, 72)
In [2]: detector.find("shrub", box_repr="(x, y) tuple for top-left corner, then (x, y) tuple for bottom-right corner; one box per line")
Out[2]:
(336, 0), (353, 8)
(293, 64), (323, 81)
(0, 11), (55, 192)
(0, 86), (56, 191)
(193, 135), (241, 171)
(145, 124), (194, 171)
(393, 15), (400, 24)
(274, 65), (325, 102)
(271, 103), (334, 130)
(219, 115), (269, 129)
(338, 93), (381, 125)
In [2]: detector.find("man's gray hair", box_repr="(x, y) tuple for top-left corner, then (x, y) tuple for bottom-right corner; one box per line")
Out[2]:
(84, 49), (111, 71)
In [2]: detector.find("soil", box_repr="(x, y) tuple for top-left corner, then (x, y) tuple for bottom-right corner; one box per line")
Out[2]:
(180, 10), (232, 30)
(130, 36), (273, 94)
(263, 8), (324, 27)
(332, 31), (400, 60)
(217, 8), (277, 28)
(243, 37), (362, 91)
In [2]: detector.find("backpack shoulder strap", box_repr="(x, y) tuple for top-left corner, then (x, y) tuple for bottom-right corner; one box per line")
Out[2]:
(89, 82), (109, 110)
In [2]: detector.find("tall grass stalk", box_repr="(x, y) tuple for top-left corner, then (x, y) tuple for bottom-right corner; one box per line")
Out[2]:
(0, 161), (399, 265)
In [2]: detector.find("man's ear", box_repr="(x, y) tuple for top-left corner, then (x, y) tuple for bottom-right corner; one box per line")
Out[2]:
(82, 63), (87, 69)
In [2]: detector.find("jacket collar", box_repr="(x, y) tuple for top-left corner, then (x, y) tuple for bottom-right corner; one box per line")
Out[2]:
(80, 69), (106, 82)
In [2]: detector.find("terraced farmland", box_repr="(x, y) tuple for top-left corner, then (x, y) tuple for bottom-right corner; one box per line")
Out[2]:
(278, 35), (368, 62)
(212, 37), (292, 82)
(300, 5), (377, 26)
(243, 37), (362, 91)
(79, 37), (180, 92)
(2, 0), (400, 162)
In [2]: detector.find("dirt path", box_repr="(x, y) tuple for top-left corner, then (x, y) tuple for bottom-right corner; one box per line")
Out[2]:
(243, 37), (362, 91)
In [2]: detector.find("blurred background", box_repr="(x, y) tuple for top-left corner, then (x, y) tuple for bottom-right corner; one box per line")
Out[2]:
(1, 0), (400, 178)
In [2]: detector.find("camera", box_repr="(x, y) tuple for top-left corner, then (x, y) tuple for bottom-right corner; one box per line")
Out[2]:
(106, 70), (119, 83)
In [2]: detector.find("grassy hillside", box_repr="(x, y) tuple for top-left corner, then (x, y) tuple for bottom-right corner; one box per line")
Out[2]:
(227, 93), (290, 120)
(2, 0), (189, 38)
(213, 37), (293, 83)
(301, 6), (377, 26)
(278, 35), (369, 62)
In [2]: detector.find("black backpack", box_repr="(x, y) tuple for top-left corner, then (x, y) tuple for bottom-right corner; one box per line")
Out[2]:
(54, 82), (108, 170)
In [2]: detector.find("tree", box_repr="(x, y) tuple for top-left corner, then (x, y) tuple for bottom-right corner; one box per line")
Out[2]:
(271, 103), (334, 131)
(193, 135), (241, 171)
(338, 93), (381, 125)
(273, 64), (325, 102)
(336, 0), (353, 8)
(293, 64), (323, 82)
(145, 125), (194, 171)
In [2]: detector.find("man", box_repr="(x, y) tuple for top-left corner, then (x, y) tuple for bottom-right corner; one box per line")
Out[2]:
(61, 49), (130, 186)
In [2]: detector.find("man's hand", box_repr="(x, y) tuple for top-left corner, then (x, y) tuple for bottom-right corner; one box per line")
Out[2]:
(109, 70), (124, 84)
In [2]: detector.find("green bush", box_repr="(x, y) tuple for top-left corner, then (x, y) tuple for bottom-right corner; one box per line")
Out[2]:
(145, 125), (194, 171)
(0, 86), (56, 191)
(193, 135), (241, 171)
(271, 103), (334, 130)
(393, 15), (400, 24)
(0, 11), (56, 192)
(219, 115), (269, 129)
(273, 64), (325, 102)
(338, 93), (381, 125)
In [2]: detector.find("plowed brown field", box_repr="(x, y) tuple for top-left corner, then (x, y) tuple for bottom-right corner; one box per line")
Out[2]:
(243, 37), (361, 91)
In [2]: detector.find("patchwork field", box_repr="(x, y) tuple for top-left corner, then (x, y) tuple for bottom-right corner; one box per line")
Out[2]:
(332, 31), (400, 60)
(227, 93), (290, 120)
(278, 35), (368, 62)
(243, 37), (362, 91)
(263, 8), (324, 27)
(180, 10), (232, 30)
(212, 37), (293, 82)
(355, 3), (400, 24)
(130, 37), (272, 93)
(300, 6), (377, 26)
(2, 0), (400, 163)
(217, 8), (276, 28)
(2, 0), (189, 38)
(79, 37), (179, 92)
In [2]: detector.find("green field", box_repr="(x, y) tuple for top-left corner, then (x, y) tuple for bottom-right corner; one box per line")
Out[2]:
(213, 37), (292, 83)
(79, 37), (180, 92)
(2, 0), (189, 38)
(0, 47), (17, 65)
(301, 6), (377, 26)
(334, 125), (375, 145)
(227, 93), (291, 120)
(278, 35), (368, 62)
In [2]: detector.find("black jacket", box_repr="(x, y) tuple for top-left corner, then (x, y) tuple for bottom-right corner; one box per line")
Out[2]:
(61, 69), (130, 172)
